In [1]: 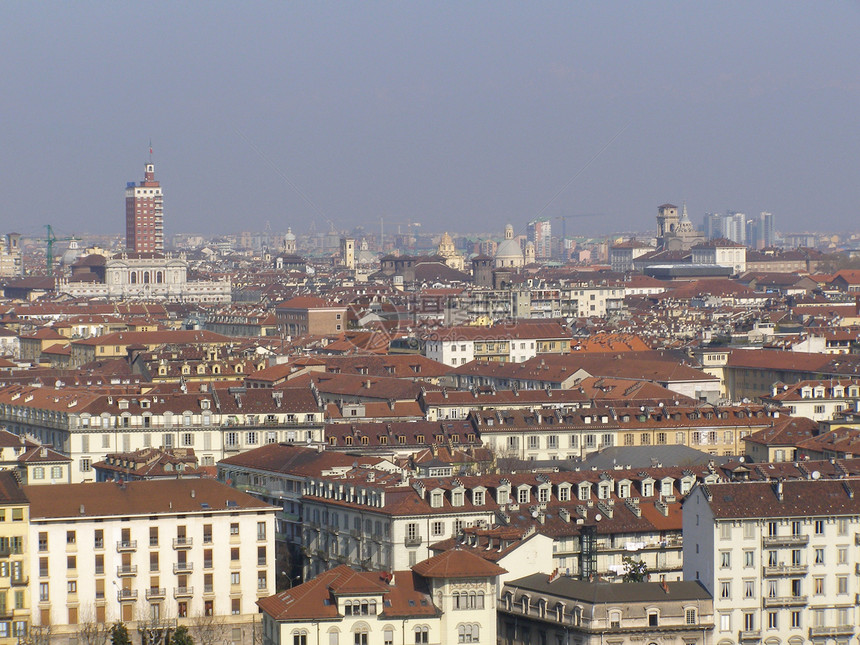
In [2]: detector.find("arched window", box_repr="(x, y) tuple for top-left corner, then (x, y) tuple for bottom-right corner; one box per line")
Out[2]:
(144, 272), (150, 284)
(353, 624), (369, 645)
(292, 630), (308, 645)
(130, 272), (137, 284)
(457, 624), (479, 643)
(414, 626), (429, 645)
(328, 629), (340, 645)
(156, 271), (163, 284)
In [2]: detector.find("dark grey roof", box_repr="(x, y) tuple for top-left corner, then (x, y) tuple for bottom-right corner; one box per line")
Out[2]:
(505, 574), (712, 604)
(578, 445), (735, 471)
(644, 264), (733, 279)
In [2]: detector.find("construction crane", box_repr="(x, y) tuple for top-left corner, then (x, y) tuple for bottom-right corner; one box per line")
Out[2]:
(555, 214), (600, 260)
(41, 225), (80, 275)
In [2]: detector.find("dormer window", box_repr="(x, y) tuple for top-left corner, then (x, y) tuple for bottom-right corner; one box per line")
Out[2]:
(452, 491), (464, 507)
(518, 487), (530, 504)
(201, 400), (210, 410)
(431, 492), (443, 508)
(473, 490), (485, 506)
(578, 483), (591, 500)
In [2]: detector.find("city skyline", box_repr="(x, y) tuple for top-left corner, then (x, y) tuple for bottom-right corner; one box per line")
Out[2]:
(2, 3), (859, 239)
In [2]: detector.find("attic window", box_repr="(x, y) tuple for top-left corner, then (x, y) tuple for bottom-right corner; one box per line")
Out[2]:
(140, 400), (150, 409)
(118, 400), (129, 410)
(201, 400), (210, 410)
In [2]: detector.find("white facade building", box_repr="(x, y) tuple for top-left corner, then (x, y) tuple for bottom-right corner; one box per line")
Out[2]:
(683, 479), (860, 643)
(26, 479), (275, 641)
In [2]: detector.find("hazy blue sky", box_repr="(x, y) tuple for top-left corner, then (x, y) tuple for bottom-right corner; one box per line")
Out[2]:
(2, 2), (859, 239)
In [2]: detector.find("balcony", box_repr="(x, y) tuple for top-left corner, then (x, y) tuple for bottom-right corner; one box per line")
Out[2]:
(145, 588), (166, 601)
(763, 564), (808, 576)
(173, 537), (193, 549)
(404, 536), (423, 547)
(809, 626), (855, 638)
(116, 540), (137, 552)
(174, 586), (194, 598)
(117, 565), (138, 577)
(203, 584), (215, 595)
(738, 630), (761, 641)
(117, 589), (138, 602)
(762, 535), (809, 547)
(763, 595), (807, 608)
(10, 576), (28, 587)
(173, 562), (193, 574)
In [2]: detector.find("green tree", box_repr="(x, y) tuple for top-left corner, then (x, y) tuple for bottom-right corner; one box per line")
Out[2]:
(170, 625), (194, 645)
(622, 556), (649, 583)
(110, 622), (132, 645)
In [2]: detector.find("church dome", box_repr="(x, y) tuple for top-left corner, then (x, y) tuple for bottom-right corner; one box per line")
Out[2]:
(60, 239), (83, 266)
(494, 224), (524, 267)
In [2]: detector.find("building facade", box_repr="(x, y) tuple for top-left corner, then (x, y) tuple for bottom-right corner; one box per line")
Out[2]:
(683, 479), (860, 643)
(26, 479), (275, 641)
(126, 163), (164, 253)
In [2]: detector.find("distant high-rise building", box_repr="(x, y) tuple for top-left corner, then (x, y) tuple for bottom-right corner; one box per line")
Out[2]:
(527, 218), (552, 259)
(703, 212), (722, 239)
(758, 211), (775, 248)
(702, 211), (746, 245)
(125, 162), (163, 253)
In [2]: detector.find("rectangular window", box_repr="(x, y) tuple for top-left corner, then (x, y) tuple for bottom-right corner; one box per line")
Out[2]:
(257, 522), (266, 540)
(230, 523), (239, 535)
(231, 572), (240, 585)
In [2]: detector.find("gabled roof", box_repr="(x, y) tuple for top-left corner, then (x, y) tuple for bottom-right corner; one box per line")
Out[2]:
(411, 548), (506, 579)
(257, 564), (438, 621)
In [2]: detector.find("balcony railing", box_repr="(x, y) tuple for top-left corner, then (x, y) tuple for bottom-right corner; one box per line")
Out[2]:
(738, 630), (761, 640)
(763, 564), (808, 576)
(173, 562), (193, 574)
(173, 537), (193, 549)
(174, 586), (194, 598)
(404, 536), (422, 547)
(809, 626), (855, 637)
(145, 588), (166, 600)
(117, 589), (138, 601)
(762, 535), (809, 547)
(117, 565), (138, 577)
(116, 540), (137, 552)
(763, 595), (807, 607)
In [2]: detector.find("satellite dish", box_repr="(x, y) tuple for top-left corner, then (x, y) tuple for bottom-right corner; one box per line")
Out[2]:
(531, 509), (538, 518)
(594, 513), (602, 522)
(659, 402), (664, 407)
(812, 471), (821, 480)
(738, 456), (745, 463)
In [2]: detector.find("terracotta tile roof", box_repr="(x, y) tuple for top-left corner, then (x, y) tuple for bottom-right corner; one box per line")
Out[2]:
(258, 565), (437, 621)
(24, 478), (271, 519)
(411, 548), (506, 578)
(701, 479), (860, 518)
(276, 296), (343, 310)
(0, 471), (27, 505)
(218, 443), (384, 475)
